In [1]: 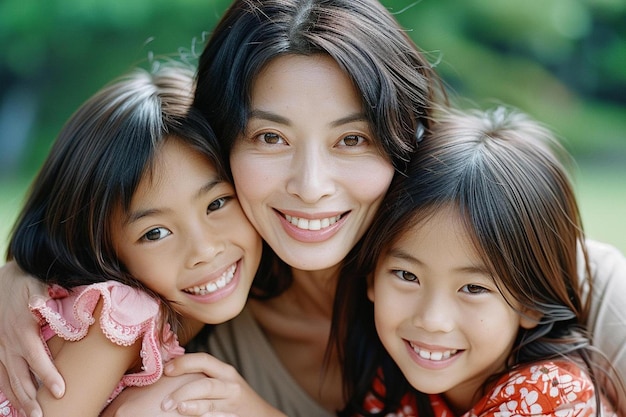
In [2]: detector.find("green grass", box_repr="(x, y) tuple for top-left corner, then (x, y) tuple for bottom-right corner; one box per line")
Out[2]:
(1, 164), (625, 265)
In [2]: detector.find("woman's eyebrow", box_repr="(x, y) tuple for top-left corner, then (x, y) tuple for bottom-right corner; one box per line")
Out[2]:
(248, 109), (290, 125)
(330, 113), (368, 128)
(248, 109), (367, 128)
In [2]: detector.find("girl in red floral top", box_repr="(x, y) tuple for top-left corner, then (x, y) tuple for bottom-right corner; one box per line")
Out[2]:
(333, 106), (625, 416)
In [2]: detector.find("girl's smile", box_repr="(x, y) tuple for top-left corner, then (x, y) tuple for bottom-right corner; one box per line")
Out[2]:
(111, 138), (262, 327)
(369, 205), (536, 411)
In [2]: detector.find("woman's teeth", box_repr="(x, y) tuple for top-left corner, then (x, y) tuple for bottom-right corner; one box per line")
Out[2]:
(284, 214), (341, 231)
(184, 264), (236, 295)
(410, 343), (458, 361)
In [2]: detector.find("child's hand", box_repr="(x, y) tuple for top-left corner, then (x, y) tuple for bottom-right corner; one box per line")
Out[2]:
(0, 261), (64, 417)
(161, 353), (287, 417)
(102, 371), (240, 417)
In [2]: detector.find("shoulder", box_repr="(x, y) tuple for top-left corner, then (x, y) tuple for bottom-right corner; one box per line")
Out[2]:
(477, 361), (599, 416)
(582, 240), (626, 380)
(31, 281), (161, 344)
(584, 239), (626, 285)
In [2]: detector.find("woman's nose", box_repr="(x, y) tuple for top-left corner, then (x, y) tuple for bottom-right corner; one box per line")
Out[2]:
(285, 145), (336, 203)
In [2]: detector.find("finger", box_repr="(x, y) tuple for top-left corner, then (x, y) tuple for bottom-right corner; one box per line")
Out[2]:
(178, 399), (237, 416)
(22, 341), (65, 399)
(0, 360), (15, 403)
(163, 377), (235, 409)
(0, 361), (26, 416)
(2, 356), (39, 411)
(177, 399), (212, 416)
(164, 353), (236, 378)
(200, 413), (239, 417)
(201, 413), (239, 417)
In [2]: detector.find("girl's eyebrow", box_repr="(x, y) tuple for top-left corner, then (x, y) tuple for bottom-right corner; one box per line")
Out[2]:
(248, 109), (367, 128)
(126, 177), (223, 225)
(387, 247), (491, 276)
(194, 177), (224, 200)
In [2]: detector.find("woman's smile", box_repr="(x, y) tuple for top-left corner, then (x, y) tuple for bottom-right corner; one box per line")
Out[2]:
(230, 54), (394, 271)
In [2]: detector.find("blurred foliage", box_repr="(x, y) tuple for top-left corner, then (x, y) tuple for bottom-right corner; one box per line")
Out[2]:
(0, 0), (231, 177)
(0, 0), (625, 179)
(391, 0), (626, 161)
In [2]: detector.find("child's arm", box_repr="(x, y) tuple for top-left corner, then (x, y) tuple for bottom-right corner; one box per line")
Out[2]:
(38, 300), (141, 417)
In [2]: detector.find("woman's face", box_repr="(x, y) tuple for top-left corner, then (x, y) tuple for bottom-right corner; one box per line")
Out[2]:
(230, 54), (394, 271)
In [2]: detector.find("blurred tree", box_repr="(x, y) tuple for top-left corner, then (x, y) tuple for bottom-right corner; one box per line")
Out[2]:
(390, 0), (626, 160)
(0, 0), (624, 177)
(0, 0), (231, 176)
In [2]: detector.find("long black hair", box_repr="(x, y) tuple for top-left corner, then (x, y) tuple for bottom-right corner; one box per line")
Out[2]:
(8, 62), (225, 298)
(193, 0), (445, 298)
(335, 106), (625, 415)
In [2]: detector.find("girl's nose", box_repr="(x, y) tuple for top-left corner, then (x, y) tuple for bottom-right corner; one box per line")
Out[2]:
(185, 224), (225, 268)
(412, 293), (455, 334)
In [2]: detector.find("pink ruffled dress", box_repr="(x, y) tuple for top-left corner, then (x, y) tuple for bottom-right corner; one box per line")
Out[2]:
(0, 281), (184, 416)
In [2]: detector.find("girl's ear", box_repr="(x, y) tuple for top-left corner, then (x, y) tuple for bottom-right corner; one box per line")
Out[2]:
(519, 308), (543, 330)
(366, 273), (375, 302)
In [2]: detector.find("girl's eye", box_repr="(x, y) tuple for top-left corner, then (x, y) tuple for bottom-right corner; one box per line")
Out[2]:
(338, 134), (366, 147)
(257, 132), (284, 145)
(393, 270), (419, 282)
(142, 227), (171, 242)
(461, 284), (489, 295)
(207, 197), (230, 212)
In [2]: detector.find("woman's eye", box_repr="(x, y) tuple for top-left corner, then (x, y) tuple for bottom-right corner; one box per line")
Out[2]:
(257, 132), (284, 145)
(338, 134), (366, 147)
(461, 284), (489, 295)
(207, 197), (229, 212)
(142, 227), (171, 242)
(393, 270), (418, 282)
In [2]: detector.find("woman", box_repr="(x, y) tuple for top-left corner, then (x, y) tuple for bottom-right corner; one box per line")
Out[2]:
(1, 1), (625, 416)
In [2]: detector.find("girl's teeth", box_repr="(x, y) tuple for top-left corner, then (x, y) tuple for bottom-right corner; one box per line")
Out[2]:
(285, 214), (341, 231)
(184, 264), (236, 295)
(410, 343), (457, 361)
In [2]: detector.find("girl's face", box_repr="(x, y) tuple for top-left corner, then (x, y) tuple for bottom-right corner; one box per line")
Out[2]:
(230, 54), (394, 272)
(111, 138), (262, 330)
(368, 207), (538, 412)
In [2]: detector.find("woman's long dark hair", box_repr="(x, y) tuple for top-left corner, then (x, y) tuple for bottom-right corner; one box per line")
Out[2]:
(334, 106), (625, 415)
(192, 0), (445, 297)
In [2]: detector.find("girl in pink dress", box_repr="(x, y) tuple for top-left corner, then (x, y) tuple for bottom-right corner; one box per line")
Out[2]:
(334, 106), (625, 416)
(0, 61), (263, 417)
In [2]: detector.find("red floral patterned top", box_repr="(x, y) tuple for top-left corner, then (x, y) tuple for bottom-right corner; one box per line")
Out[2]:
(362, 361), (617, 416)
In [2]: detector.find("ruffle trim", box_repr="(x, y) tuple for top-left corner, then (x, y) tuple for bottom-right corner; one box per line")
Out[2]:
(30, 281), (184, 395)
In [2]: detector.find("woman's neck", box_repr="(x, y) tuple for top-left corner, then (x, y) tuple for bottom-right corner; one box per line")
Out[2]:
(283, 264), (341, 318)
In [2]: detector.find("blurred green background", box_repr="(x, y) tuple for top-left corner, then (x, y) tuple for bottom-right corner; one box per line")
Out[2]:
(1, 0), (625, 261)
